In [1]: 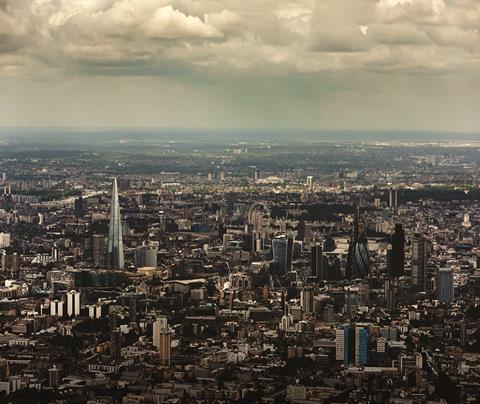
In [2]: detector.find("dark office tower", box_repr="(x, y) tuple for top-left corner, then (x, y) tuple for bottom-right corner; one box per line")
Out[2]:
(74, 196), (84, 219)
(346, 200), (370, 279)
(390, 224), (405, 277)
(412, 234), (427, 292)
(384, 276), (396, 311)
(111, 328), (121, 360)
(272, 236), (294, 273)
(296, 220), (306, 242)
(129, 295), (137, 324)
(92, 234), (106, 267)
(109, 307), (118, 330)
(107, 177), (124, 270)
(254, 169), (262, 181)
(311, 243), (322, 279)
(437, 268), (454, 306)
(389, 188), (398, 208)
(11, 253), (19, 272)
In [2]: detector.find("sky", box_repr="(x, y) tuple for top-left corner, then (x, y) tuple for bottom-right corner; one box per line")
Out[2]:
(0, 0), (479, 132)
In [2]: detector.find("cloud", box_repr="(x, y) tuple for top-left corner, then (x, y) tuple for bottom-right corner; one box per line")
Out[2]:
(0, 0), (479, 76)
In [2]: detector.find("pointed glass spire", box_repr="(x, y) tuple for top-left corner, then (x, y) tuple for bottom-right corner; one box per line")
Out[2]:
(107, 177), (124, 269)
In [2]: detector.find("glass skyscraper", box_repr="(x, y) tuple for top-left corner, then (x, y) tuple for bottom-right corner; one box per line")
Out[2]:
(437, 268), (454, 306)
(272, 235), (293, 273)
(107, 177), (124, 270)
(412, 234), (427, 291)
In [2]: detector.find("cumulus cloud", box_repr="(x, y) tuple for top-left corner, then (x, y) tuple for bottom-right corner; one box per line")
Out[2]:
(0, 0), (479, 75)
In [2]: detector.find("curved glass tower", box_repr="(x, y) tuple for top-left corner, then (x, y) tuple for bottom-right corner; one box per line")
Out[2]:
(346, 199), (370, 279)
(107, 177), (124, 270)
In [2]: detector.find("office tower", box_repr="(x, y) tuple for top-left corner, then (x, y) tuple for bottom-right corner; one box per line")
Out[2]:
(74, 196), (84, 219)
(389, 188), (398, 208)
(355, 326), (368, 367)
(11, 253), (19, 271)
(135, 192), (144, 206)
(48, 366), (61, 387)
(311, 243), (322, 279)
(336, 328), (347, 363)
(107, 177), (124, 270)
(390, 223), (405, 277)
(50, 299), (64, 317)
(134, 246), (157, 268)
(111, 328), (121, 360)
(437, 268), (454, 306)
(412, 234), (427, 292)
(324, 305), (335, 323)
(1, 250), (6, 271)
(0, 233), (10, 248)
(153, 316), (171, 365)
(89, 304), (102, 319)
(254, 169), (261, 181)
(66, 290), (81, 316)
(129, 295), (137, 324)
(336, 325), (355, 366)
(346, 200), (370, 279)
(272, 235), (294, 273)
(384, 276), (395, 311)
(300, 287), (314, 316)
(109, 307), (118, 330)
(306, 176), (314, 192)
(92, 234), (106, 267)
(51, 243), (58, 262)
(220, 171), (225, 181)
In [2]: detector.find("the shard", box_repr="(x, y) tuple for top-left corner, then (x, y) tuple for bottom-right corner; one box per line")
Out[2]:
(107, 177), (124, 269)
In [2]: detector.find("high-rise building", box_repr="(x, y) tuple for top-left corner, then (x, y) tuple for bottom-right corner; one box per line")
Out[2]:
(74, 197), (84, 219)
(107, 177), (124, 270)
(50, 299), (64, 317)
(51, 243), (58, 262)
(92, 234), (106, 267)
(111, 328), (121, 360)
(66, 290), (81, 317)
(384, 276), (396, 311)
(134, 246), (157, 268)
(389, 188), (398, 208)
(254, 169), (262, 181)
(390, 223), (405, 277)
(346, 200), (370, 279)
(1, 250), (6, 271)
(300, 287), (314, 316)
(11, 253), (19, 271)
(335, 328), (347, 364)
(311, 243), (323, 280)
(306, 176), (314, 192)
(336, 324), (368, 367)
(355, 326), (368, 367)
(153, 316), (171, 365)
(412, 234), (427, 292)
(0, 233), (11, 248)
(48, 366), (61, 387)
(335, 325), (355, 366)
(272, 236), (294, 273)
(437, 268), (454, 306)
(129, 294), (137, 324)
